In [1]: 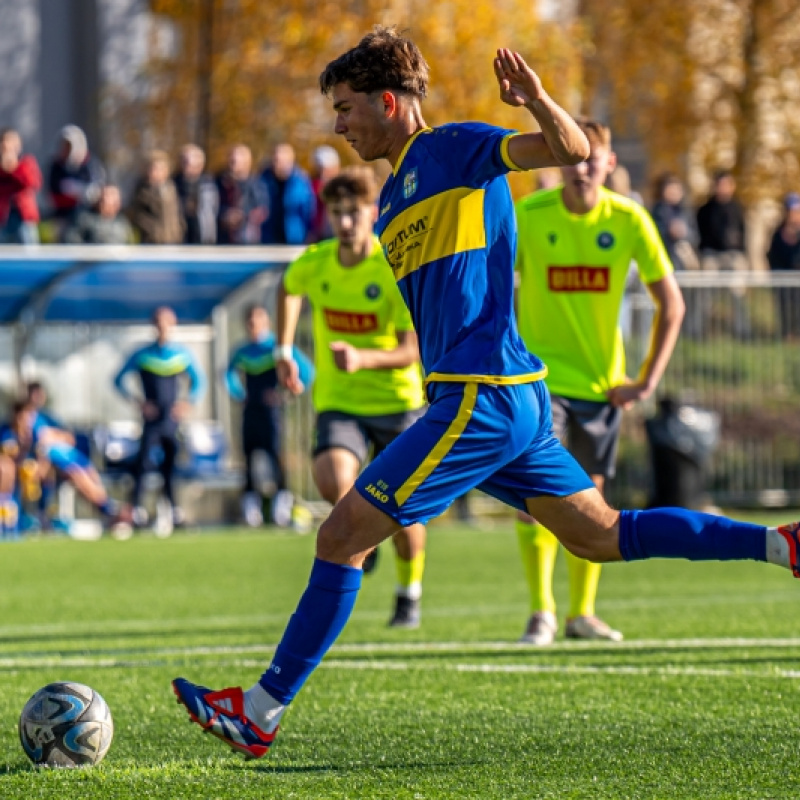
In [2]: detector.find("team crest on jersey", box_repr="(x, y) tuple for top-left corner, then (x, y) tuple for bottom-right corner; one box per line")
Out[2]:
(321, 281), (330, 293)
(597, 231), (615, 249)
(548, 232), (557, 245)
(403, 168), (418, 199)
(365, 283), (381, 300)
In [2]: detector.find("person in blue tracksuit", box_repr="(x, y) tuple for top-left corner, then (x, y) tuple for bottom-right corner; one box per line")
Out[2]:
(114, 306), (206, 528)
(225, 304), (313, 527)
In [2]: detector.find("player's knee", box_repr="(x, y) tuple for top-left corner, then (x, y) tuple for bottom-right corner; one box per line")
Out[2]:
(559, 520), (620, 562)
(316, 507), (359, 562)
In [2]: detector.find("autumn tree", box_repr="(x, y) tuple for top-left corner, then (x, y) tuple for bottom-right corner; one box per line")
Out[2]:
(135, 0), (583, 187)
(579, 0), (800, 210)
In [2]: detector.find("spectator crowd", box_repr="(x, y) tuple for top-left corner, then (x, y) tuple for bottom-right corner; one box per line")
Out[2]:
(0, 125), (342, 247)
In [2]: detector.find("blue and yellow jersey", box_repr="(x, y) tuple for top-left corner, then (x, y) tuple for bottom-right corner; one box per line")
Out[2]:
(375, 122), (545, 385)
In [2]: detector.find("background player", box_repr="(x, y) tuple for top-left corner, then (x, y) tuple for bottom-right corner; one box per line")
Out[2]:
(514, 119), (684, 645)
(275, 165), (428, 628)
(113, 306), (206, 535)
(225, 304), (314, 528)
(173, 28), (800, 761)
(27, 382), (132, 534)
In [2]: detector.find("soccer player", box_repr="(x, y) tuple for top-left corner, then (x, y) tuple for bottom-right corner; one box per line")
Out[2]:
(225, 305), (314, 528)
(514, 120), (685, 645)
(25, 382), (132, 533)
(172, 27), (800, 760)
(275, 165), (428, 627)
(113, 306), (206, 534)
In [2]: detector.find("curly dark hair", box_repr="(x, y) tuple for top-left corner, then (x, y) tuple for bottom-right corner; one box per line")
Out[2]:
(319, 25), (429, 99)
(321, 166), (379, 205)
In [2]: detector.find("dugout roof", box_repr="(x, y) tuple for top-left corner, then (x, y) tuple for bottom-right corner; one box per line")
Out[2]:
(0, 245), (304, 324)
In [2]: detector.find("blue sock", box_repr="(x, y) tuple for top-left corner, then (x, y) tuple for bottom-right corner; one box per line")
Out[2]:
(619, 508), (767, 563)
(259, 558), (362, 704)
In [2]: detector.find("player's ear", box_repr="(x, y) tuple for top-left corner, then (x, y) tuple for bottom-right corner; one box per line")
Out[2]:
(381, 91), (397, 118)
(607, 150), (618, 173)
(370, 202), (379, 224)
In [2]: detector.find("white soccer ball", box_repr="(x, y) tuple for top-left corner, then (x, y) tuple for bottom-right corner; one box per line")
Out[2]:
(19, 682), (114, 768)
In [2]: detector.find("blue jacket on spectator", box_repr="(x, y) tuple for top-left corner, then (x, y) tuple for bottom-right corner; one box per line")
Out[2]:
(259, 166), (316, 245)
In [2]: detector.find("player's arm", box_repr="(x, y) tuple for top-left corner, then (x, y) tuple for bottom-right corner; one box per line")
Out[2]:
(224, 351), (247, 402)
(112, 351), (142, 404)
(330, 330), (419, 374)
(607, 274), (685, 410)
(274, 282), (306, 395)
(494, 49), (589, 169)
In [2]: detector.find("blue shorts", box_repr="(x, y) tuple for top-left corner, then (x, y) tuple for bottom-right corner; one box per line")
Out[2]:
(354, 380), (594, 526)
(44, 444), (91, 474)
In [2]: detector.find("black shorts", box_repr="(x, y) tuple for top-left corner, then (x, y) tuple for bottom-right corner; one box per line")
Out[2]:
(550, 394), (622, 479)
(313, 407), (427, 465)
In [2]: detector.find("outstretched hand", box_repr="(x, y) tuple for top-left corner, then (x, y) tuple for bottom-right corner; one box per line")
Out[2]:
(494, 48), (545, 108)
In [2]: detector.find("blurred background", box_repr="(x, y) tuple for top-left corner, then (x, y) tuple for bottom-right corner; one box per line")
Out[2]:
(0, 0), (799, 526)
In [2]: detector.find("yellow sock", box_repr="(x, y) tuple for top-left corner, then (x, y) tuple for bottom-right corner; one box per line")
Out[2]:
(565, 550), (601, 618)
(395, 551), (425, 600)
(516, 520), (558, 614)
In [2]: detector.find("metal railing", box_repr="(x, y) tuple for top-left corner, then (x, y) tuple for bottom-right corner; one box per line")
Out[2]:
(612, 270), (800, 508)
(2, 258), (799, 511)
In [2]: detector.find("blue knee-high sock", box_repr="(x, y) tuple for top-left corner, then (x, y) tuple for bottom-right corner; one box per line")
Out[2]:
(619, 508), (766, 563)
(259, 558), (362, 704)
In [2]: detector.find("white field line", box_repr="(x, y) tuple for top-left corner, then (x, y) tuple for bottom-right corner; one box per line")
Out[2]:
(1, 653), (799, 681)
(1, 637), (800, 670)
(0, 590), (793, 639)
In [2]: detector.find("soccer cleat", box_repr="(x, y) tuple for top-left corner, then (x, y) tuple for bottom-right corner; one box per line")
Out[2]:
(107, 502), (134, 540)
(171, 679), (278, 759)
(388, 595), (421, 629)
(519, 611), (557, 645)
(776, 522), (800, 577)
(131, 505), (149, 528)
(271, 490), (294, 528)
(565, 615), (623, 642)
(241, 492), (263, 528)
(362, 546), (380, 575)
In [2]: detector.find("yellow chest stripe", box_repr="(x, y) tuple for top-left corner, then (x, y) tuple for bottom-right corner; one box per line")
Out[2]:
(381, 187), (487, 281)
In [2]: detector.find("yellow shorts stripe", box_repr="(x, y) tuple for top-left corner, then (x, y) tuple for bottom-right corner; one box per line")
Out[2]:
(394, 383), (478, 508)
(424, 368), (548, 385)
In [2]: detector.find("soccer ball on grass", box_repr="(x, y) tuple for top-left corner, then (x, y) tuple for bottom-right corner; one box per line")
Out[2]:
(19, 682), (114, 767)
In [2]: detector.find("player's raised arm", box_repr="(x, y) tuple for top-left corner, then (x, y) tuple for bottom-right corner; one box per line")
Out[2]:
(494, 48), (589, 170)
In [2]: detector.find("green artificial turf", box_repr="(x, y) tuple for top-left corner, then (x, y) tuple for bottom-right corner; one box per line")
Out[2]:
(0, 515), (799, 799)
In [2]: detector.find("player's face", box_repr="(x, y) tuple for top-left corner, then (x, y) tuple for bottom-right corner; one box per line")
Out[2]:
(327, 196), (376, 250)
(332, 84), (390, 162)
(246, 309), (268, 339)
(560, 144), (615, 207)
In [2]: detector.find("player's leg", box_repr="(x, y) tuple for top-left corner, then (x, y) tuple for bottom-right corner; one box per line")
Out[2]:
(130, 421), (160, 517)
(481, 381), (796, 573)
(312, 411), (384, 571)
(240, 409), (263, 527)
(172, 487), (400, 757)
(525, 474), (795, 573)
(172, 382), (508, 758)
(556, 400), (623, 640)
(367, 408), (428, 628)
(264, 407), (293, 527)
(516, 509), (559, 643)
(516, 396), (571, 644)
(159, 428), (179, 508)
(561, 473), (622, 641)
